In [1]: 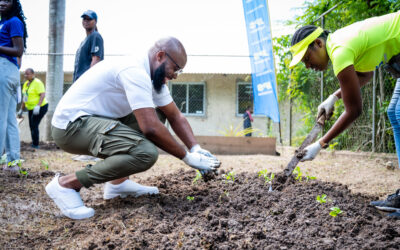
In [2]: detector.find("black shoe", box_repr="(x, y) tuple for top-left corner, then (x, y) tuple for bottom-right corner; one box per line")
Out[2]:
(387, 210), (400, 219)
(370, 189), (400, 212)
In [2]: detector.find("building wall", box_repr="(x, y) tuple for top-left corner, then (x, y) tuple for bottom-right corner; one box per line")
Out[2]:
(18, 72), (280, 142)
(170, 73), (268, 136)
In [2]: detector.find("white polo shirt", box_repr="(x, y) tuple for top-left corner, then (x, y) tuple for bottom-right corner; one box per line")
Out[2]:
(52, 54), (173, 129)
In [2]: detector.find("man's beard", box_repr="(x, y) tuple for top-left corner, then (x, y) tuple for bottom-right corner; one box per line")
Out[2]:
(153, 62), (166, 93)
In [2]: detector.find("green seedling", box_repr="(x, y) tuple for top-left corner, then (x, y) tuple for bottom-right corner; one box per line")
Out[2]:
(8, 159), (28, 177)
(192, 170), (202, 185)
(41, 160), (49, 170)
(329, 206), (343, 217)
(218, 190), (230, 203)
(316, 194), (327, 204)
(186, 196), (194, 201)
(258, 169), (273, 183)
(223, 171), (235, 183)
(293, 166), (303, 181)
(293, 166), (316, 182)
(305, 173), (316, 182)
(0, 154), (7, 165)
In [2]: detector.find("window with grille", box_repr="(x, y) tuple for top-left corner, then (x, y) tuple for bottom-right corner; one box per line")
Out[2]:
(237, 82), (253, 115)
(170, 82), (205, 115)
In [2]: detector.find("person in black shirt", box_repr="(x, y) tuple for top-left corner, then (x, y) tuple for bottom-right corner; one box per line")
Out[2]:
(73, 10), (104, 82)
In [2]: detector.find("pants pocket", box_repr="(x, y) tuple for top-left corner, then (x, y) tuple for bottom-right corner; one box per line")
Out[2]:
(89, 121), (144, 157)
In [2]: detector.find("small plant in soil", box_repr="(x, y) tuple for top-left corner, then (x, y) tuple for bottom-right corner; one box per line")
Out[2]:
(223, 171), (235, 183)
(316, 194), (327, 204)
(186, 196), (194, 201)
(293, 166), (316, 182)
(329, 206), (343, 217)
(218, 190), (230, 203)
(41, 160), (49, 170)
(8, 159), (28, 177)
(0, 154), (6, 165)
(192, 170), (202, 185)
(258, 169), (275, 191)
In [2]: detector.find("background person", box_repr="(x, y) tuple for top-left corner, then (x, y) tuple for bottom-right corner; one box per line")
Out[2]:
(19, 68), (48, 149)
(45, 37), (220, 220)
(289, 11), (400, 218)
(243, 106), (254, 137)
(73, 9), (104, 82)
(0, 0), (27, 169)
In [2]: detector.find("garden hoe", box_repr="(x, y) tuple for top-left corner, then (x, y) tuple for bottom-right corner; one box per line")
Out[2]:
(283, 114), (327, 177)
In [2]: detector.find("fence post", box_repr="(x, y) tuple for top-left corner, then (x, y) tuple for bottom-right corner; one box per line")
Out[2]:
(372, 69), (376, 152)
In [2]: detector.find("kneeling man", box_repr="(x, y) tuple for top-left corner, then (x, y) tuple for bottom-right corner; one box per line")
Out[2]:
(46, 37), (220, 219)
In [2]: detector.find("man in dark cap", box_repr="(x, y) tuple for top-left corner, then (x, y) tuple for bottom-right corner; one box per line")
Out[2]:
(73, 10), (104, 82)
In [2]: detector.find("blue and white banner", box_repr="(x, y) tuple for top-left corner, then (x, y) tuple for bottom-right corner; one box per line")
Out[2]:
(242, 0), (280, 123)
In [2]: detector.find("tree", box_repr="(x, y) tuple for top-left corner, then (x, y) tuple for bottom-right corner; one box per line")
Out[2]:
(45, 0), (65, 140)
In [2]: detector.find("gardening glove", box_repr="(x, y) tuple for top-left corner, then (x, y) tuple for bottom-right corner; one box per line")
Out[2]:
(190, 144), (219, 175)
(17, 109), (23, 118)
(190, 144), (217, 160)
(317, 94), (338, 120)
(182, 151), (221, 171)
(33, 105), (40, 115)
(300, 140), (322, 162)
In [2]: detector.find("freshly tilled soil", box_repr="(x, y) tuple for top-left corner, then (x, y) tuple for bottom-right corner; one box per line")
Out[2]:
(1, 168), (399, 249)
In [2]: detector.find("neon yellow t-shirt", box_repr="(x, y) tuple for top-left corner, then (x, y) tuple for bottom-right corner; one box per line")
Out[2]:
(326, 11), (400, 76)
(22, 78), (48, 110)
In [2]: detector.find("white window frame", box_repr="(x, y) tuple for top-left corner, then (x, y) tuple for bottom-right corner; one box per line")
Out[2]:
(169, 81), (206, 116)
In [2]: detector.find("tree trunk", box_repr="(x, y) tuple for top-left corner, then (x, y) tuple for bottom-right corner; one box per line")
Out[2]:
(45, 0), (65, 141)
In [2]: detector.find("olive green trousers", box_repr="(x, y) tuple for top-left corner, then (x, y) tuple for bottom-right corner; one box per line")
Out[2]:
(52, 111), (165, 188)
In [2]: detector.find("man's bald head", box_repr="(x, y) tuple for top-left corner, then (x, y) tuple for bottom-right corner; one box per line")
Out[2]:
(149, 36), (187, 69)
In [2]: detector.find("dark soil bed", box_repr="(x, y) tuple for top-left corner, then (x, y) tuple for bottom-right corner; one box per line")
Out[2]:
(1, 169), (399, 249)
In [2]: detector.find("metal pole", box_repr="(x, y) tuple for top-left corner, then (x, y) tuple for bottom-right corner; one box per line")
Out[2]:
(372, 69), (376, 152)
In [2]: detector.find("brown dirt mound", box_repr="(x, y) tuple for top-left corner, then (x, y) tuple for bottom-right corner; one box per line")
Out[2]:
(1, 169), (399, 249)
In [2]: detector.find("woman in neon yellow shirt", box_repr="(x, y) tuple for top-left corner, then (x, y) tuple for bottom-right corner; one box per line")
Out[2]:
(290, 11), (400, 218)
(20, 68), (48, 149)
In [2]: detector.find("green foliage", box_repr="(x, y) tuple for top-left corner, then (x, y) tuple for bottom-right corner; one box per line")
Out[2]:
(186, 196), (194, 201)
(329, 206), (343, 217)
(223, 171), (235, 183)
(293, 166), (316, 182)
(41, 160), (49, 170)
(258, 169), (275, 185)
(0, 154), (6, 165)
(192, 170), (202, 185)
(316, 194), (327, 204)
(217, 120), (263, 137)
(8, 159), (28, 177)
(273, 0), (398, 152)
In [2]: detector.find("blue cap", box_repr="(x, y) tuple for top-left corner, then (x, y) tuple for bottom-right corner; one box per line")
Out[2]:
(81, 10), (97, 21)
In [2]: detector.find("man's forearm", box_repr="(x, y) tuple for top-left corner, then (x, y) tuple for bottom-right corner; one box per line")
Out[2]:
(168, 115), (197, 150)
(144, 121), (187, 159)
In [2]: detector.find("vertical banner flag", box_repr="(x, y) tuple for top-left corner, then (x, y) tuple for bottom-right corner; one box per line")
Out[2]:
(242, 0), (280, 122)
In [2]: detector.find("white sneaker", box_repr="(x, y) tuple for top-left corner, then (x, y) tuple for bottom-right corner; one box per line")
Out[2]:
(45, 174), (95, 220)
(103, 179), (159, 200)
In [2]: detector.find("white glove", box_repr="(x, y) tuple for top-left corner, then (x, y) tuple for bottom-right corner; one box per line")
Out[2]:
(317, 94), (338, 119)
(182, 151), (221, 171)
(300, 140), (322, 162)
(190, 144), (217, 159)
(33, 105), (40, 115)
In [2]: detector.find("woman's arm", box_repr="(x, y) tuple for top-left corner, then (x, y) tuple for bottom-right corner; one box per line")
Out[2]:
(37, 93), (46, 106)
(320, 65), (363, 144)
(0, 37), (24, 57)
